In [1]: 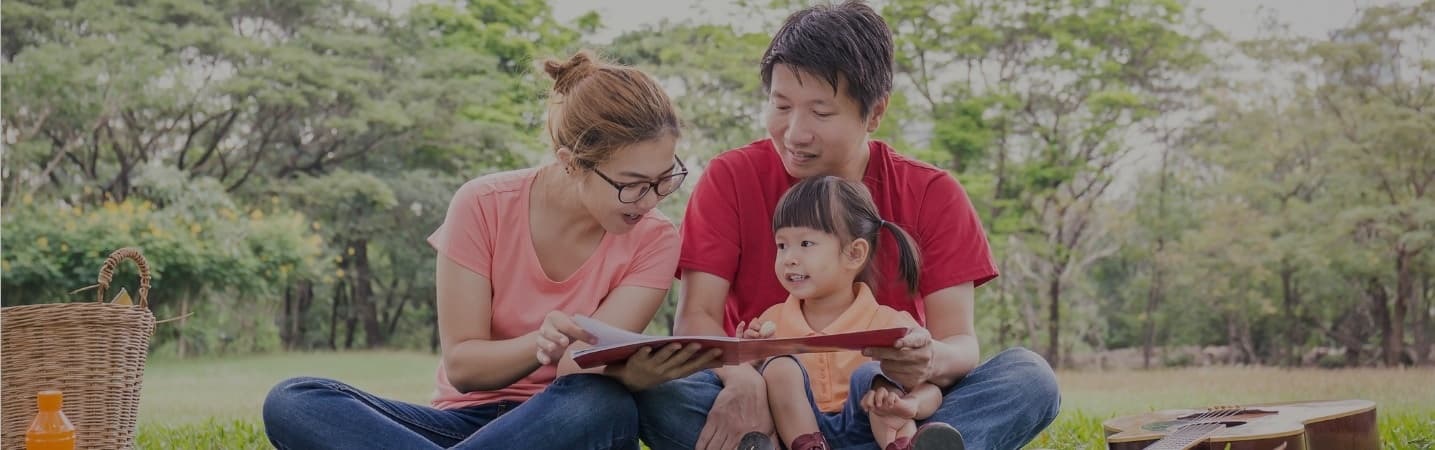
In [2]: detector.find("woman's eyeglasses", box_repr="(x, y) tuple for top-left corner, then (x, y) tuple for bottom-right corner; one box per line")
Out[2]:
(591, 156), (689, 204)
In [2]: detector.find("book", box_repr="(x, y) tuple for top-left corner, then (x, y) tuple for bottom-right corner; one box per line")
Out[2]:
(570, 316), (909, 369)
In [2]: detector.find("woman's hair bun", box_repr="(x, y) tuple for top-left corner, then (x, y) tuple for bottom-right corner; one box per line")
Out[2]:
(543, 50), (599, 95)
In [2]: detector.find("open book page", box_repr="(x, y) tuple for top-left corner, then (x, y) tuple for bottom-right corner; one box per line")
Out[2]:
(565, 315), (723, 346)
(570, 316), (908, 369)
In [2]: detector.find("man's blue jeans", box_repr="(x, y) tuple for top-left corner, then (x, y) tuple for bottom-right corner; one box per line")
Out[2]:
(635, 347), (1060, 450)
(263, 373), (640, 449)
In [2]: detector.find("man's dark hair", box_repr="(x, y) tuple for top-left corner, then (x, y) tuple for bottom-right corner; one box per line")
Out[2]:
(760, 0), (894, 118)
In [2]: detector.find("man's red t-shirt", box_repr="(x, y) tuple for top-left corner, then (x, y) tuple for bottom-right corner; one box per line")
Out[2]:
(679, 139), (999, 335)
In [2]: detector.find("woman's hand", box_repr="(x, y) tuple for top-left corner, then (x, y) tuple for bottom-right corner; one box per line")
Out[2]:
(535, 311), (597, 365)
(606, 343), (723, 391)
(736, 320), (776, 339)
(862, 327), (935, 390)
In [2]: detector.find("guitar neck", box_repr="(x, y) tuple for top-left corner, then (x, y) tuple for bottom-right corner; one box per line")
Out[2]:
(1143, 422), (1222, 450)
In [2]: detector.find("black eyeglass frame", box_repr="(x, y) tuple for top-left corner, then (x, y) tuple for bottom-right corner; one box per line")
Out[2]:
(590, 156), (689, 204)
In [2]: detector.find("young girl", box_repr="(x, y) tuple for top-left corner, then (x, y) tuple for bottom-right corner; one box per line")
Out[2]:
(739, 176), (965, 450)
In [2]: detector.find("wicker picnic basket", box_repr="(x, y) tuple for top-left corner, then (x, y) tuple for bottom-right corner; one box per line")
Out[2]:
(2, 247), (157, 449)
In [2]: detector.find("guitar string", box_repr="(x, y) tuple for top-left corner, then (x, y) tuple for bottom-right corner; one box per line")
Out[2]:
(1151, 407), (1247, 450)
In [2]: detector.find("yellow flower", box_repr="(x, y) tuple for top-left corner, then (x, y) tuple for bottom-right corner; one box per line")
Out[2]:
(121, 202), (134, 214)
(1, 260), (10, 272)
(312, 222), (322, 231)
(36, 236), (49, 250)
(190, 223), (203, 235)
(347, 247), (355, 256)
(250, 209), (265, 220)
(333, 256), (343, 264)
(22, 194), (33, 205)
(103, 201), (119, 212)
(61, 243), (69, 252)
(336, 269), (346, 278)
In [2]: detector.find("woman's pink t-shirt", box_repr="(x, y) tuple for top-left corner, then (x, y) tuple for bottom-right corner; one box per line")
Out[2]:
(426, 168), (680, 409)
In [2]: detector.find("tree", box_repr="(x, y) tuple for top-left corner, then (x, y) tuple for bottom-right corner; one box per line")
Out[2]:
(1310, 2), (1435, 365)
(883, 0), (1211, 366)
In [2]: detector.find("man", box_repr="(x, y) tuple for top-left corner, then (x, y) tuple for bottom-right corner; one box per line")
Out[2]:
(636, 2), (1060, 450)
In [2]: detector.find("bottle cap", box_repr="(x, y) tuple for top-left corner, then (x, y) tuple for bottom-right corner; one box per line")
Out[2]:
(37, 390), (63, 411)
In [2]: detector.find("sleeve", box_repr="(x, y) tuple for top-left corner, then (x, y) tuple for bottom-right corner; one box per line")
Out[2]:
(426, 180), (494, 278)
(676, 156), (743, 281)
(618, 221), (682, 290)
(916, 173), (999, 295)
(889, 309), (921, 329)
(755, 304), (782, 326)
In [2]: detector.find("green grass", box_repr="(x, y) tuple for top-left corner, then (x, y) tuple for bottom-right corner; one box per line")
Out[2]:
(133, 352), (1435, 449)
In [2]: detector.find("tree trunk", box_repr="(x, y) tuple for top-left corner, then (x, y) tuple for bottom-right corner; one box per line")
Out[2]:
(1142, 258), (1162, 369)
(1367, 276), (1396, 366)
(1280, 264), (1302, 367)
(995, 255), (1013, 349)
(384, 282), (411, 339)
(178, 296), (190, 358)
(1225, 317), (1240, 365)
(1393, 250), (1413, 365)
(1046, 275), (1061, 368)
(1144, 142), (1171, 370)
(1021, 292), (1044, 351)
(296, 280), (313, 349)
(329, 280), (345, 350)
(282, 285), (293, 349)
(1239, 317), (1257, 365)
(430, 306), (441, 354)
(350, 239), (384, 348)
(1417, 269), (1431, 366)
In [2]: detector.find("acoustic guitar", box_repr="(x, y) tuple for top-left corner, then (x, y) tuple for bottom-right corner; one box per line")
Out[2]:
(1102, 399), (1378, 450)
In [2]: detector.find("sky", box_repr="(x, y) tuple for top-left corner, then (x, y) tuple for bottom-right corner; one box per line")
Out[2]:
(550, 0), (1392, 43)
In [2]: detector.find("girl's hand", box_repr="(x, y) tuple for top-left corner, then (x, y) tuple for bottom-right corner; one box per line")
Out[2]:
(535, 311), (597, 365)
(736, 320), (776, 339)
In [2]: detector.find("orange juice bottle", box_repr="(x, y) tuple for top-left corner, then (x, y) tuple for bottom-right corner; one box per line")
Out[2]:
(25, 390), (75, 450)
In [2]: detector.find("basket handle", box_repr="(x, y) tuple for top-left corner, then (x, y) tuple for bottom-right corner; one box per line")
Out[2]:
(96, 247), (151, 308)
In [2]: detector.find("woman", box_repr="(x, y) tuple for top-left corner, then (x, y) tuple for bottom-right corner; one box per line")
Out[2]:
(263, 50), (720, 450)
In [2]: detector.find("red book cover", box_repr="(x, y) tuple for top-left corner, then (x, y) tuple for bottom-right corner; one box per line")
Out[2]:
(571, 316), (908, 369)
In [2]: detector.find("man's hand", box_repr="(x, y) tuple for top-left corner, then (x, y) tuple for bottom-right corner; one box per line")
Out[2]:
(863, 327), (936, 390)
(606, 343), (722, 392)
(697, 368), (774, 450)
